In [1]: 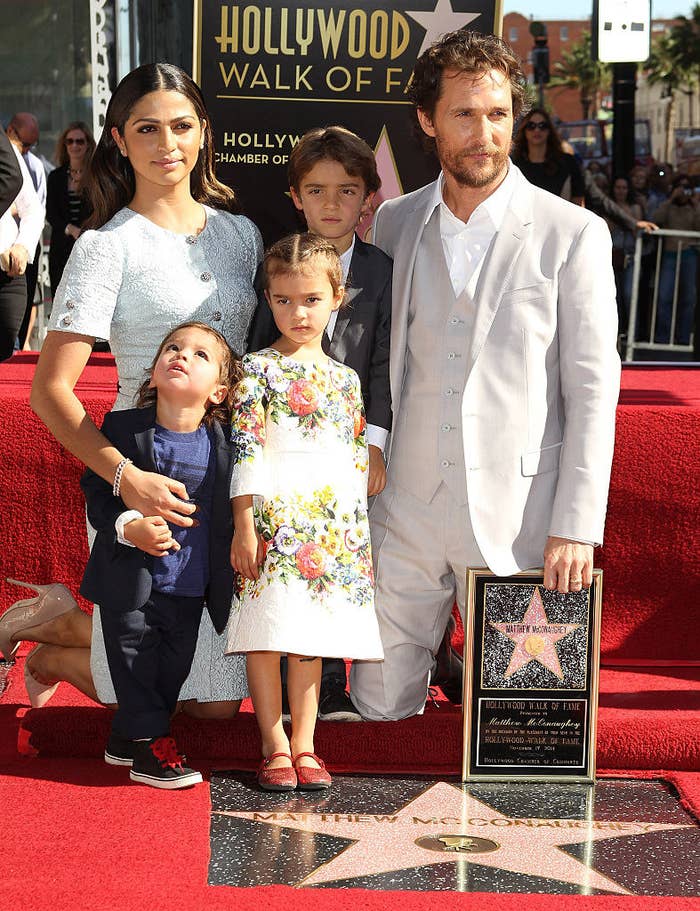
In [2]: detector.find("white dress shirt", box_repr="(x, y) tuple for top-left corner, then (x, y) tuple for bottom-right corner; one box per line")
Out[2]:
(23, 149), (47, 208)
(425, 164), (517, 298)
(0, 145), (44, 266)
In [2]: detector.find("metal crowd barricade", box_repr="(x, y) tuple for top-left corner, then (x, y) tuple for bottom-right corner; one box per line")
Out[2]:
(625, 227), (700, 362)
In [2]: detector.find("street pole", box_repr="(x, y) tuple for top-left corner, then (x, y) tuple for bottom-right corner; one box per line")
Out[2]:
(612, 61), (637, 178)
(530, 22), (550, 109)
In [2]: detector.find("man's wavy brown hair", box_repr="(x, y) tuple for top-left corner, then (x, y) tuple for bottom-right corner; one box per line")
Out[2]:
(409, 29), (529, 153)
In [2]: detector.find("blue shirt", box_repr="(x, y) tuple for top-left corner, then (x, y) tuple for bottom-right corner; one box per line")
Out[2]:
(150, 424), (215, 597)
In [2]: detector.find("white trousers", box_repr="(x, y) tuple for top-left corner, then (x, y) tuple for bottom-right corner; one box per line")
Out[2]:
(350, 480), (485, 720)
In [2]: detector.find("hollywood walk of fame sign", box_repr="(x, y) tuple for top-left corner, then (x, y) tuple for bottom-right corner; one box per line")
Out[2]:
(193, 1), (502, 244)
(462, 570), (603, 782)
(208, 774), (700, 893)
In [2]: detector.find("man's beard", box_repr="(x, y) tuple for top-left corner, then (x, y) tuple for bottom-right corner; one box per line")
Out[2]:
(438, 142), (510, 189)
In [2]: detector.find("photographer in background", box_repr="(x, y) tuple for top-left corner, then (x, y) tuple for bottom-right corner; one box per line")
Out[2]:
(650, 174), (700, 346)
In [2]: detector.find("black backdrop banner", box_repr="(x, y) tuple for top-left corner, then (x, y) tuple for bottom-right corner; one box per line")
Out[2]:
(194, 1), (502, 244)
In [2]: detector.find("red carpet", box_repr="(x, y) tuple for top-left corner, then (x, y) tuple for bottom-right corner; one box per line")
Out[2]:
(2, 358), (699, 663)
(2, 656), (697, 773)
(1, 357), (698, 908)
(4, 670), (697, 909)
(0, 757), (695, 911)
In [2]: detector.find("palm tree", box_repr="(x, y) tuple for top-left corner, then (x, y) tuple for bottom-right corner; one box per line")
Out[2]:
(668, 4), (700, 127)
(644, 31), (695, 161)
(549, 33), (609, 119)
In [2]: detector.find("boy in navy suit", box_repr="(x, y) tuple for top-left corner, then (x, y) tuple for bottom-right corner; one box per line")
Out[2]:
(247, 126), (392, 721)
(81, 322), (239, 788)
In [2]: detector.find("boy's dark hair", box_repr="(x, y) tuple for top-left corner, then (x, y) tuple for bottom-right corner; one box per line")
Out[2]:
(288, 126), (381, 196)
(262, 232), (344, 300)
(409, 29), (528, 153)
(135, 321), (242, 426)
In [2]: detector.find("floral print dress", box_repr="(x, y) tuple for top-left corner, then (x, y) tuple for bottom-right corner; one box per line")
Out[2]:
(227, 349), (384, 660)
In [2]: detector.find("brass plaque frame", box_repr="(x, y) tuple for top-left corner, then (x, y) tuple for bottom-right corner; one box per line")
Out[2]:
(462, 569), (602, 783)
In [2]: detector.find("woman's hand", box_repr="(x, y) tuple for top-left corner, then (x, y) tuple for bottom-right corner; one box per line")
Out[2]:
(119, 463), (197, 528)
(231, 526), (265, 580)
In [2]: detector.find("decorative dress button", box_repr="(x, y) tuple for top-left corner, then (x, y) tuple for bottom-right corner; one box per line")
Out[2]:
(212, 310), (222, 321)
(61, 315), (72, 326)
(447, 352), (455, 359)
(441, 460), (450, 468)
(201, 271), (211, 282)
(445, 388), (455, 396)
(186, 235), (196, 245)
(65, 300), (75, 310)
(441, 424), (451, 432)
(450, 317), (459, 325)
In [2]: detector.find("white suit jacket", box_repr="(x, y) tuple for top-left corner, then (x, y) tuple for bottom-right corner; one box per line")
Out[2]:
(373, 165), (621, 576)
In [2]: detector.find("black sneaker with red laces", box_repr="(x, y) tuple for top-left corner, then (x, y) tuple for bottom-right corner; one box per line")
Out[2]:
(129, 736), (203, 789)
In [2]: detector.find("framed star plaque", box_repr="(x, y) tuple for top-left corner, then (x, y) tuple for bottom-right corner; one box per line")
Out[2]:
(461, 569), (602, 783)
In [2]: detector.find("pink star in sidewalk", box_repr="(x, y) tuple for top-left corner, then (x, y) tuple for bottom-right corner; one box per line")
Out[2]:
(218, 781), (689, 891)
(490, 587), (582, 681)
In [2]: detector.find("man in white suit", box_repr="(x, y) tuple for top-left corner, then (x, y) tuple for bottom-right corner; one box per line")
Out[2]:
(350, 30), (620, 721)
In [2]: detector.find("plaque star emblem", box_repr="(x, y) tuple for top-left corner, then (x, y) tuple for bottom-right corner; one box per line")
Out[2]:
(406, 0), (482, 57)
(217, 781), (689, 891)
(490, 586), (582, 680)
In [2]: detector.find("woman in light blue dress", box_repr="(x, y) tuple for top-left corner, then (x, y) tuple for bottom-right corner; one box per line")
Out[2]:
(20, 64), (261, 717)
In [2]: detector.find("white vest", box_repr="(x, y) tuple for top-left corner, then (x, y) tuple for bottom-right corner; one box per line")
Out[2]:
(389, 211), (475, 505)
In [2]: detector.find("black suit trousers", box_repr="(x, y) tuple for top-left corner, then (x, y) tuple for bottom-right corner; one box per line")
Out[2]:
(0, 271), (27, 361)
(100, 590), (204, 740)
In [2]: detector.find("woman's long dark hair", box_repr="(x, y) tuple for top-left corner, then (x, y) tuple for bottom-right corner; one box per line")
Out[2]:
(511, 108), (565, 174)
(86, 63), (238, 229)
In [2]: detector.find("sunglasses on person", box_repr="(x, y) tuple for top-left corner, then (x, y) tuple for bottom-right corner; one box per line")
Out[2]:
(9, 129), (35, 152)
(65, 137), (86, 145)
(526, 121), (549, 132)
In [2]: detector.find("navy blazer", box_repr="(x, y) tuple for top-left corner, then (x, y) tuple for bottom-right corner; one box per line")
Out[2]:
(247, 235), (393, 433)
(80, 406), (234, 634)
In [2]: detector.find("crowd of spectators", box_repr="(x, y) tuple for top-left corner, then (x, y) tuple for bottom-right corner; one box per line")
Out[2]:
(2, 107), (698, 358)
(508, 110), (699, 354)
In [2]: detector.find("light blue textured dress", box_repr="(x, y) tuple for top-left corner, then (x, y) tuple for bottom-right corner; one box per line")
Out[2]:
(48, 205), (261, 703)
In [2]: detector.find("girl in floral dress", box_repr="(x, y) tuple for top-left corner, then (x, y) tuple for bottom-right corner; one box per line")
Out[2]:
(228, 233), (383, 791)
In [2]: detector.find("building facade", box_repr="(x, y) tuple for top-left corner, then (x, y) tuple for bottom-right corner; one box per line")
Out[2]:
(0, 0), (193, 166)
(504, 11), (688, 133)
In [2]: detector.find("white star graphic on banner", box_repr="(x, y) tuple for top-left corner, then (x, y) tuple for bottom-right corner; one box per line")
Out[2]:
(406, 0), (482, 56)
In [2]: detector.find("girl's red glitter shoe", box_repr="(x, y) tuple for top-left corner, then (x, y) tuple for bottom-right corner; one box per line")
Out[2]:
(257, 752), (297, 791)
(293, 752), (332, 790)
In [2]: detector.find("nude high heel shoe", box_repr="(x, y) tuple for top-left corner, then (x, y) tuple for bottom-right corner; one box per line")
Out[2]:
(24, 644), (60, 708)
(0, 580), (77, 660)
